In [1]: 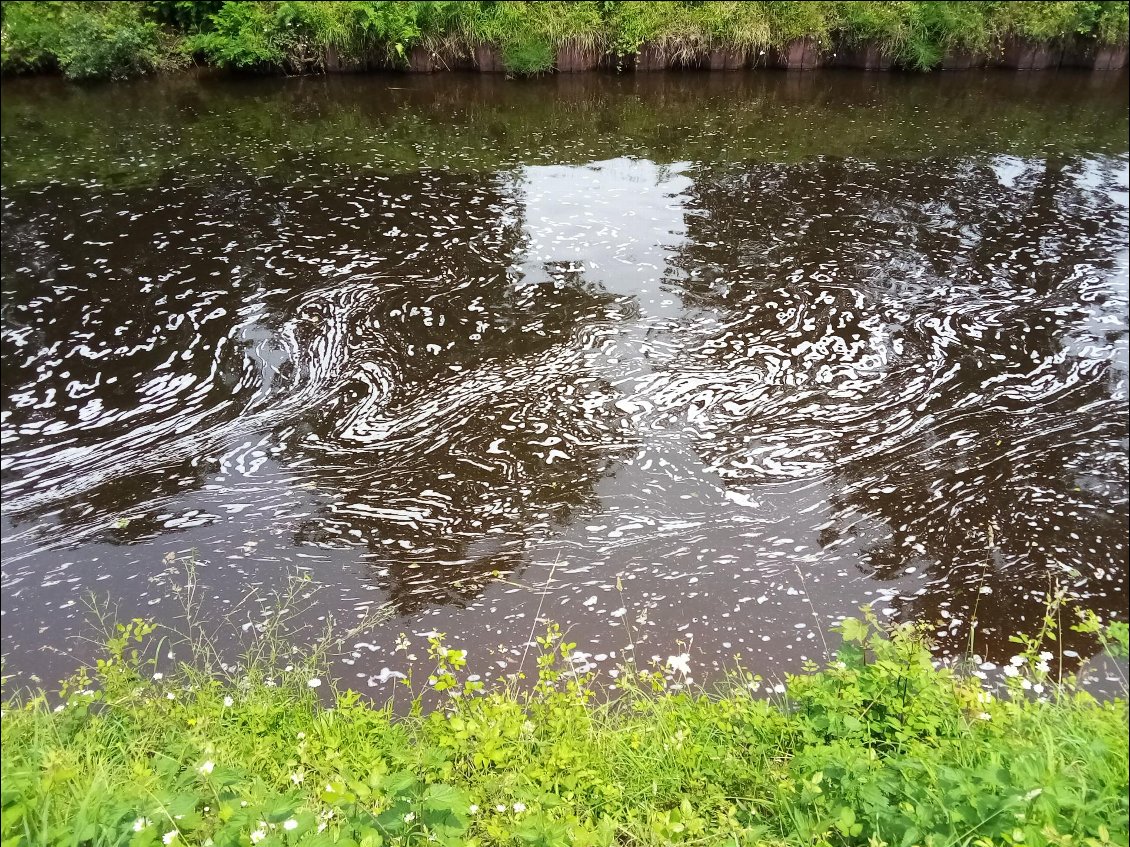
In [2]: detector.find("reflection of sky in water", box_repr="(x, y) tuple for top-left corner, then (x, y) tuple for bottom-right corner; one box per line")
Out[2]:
(516, 158), (693, 315)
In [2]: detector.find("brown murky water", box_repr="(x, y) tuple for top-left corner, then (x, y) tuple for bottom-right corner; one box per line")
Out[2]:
(2, 70), (1127, 691)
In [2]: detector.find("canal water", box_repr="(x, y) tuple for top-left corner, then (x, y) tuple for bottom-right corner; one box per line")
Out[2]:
(2, 70), (1127, 691)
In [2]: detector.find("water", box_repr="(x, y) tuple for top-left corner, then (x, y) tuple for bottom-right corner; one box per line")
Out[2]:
(2, 71), (1127, 691)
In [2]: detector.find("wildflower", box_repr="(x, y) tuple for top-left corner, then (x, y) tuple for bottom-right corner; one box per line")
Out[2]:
(291, 772), (304, 785)
(163, 832), (178, 845)
(513, 802), (527, 813)
(1009, 655), (1026, 666)
(1020, 679), (1032, 690)
(283, 819), (298, 831)
(978, 712), (992, 721)
(307, 678), (322, 688)
(153, 672), (164, 681)
(496, 804), (507, 812)
(166, 692), (176, 700)
(199, 761), (214, 776)
(223, 696), (234, 708)
(250, 830), (266, 845)
(1025, 788), (1043, 801)
(976, 690), (993, 704)
(132, 818), (150, 832)
(1002, 665), (1019, 678)
(468, 804), (479, 815)
(54, 704), (65, 713)
(297, 732), (306, 740)
(522, 720), (536, 734)
(772, 683), (786, 694)
(404, 812), (416, 823)
(666, 653), (691, 676)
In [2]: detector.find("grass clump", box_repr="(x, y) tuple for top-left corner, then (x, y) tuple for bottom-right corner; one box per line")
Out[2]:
(2, 576), (1127, 847)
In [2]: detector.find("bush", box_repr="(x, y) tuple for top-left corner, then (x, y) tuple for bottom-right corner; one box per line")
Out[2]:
(1, 0), (182, 79)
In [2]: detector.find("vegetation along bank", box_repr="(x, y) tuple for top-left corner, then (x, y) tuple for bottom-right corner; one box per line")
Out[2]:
(0, 1), (1128, 81)
(1, 595), (1128, 846)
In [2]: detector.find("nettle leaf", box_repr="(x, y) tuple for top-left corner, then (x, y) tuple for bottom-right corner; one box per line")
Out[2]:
(423, 806), (467, 833)
(422, 783), (467, 811)
(375, 800), (412, 833)
(211, 765), (244, 788)
(380, 770), (418, 797)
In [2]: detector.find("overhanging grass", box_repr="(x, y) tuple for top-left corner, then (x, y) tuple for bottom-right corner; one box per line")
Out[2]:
(2, 600), (1127, 846)
(1, 1), (1128, 80)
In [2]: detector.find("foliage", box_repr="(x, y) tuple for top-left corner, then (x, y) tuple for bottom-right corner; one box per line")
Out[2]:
(2, 593), (1127, 847)
(3, 1), (1129, 79)
(473, 1), (606, 75)
(0, 1), (183, 79)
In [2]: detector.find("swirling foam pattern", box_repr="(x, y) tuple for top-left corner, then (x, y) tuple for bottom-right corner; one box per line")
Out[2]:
(1, 73), (1127, 690)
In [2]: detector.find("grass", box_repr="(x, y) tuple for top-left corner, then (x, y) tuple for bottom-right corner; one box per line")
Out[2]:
(1, 1), (1128, 79)
(1, 569), (1127, 847)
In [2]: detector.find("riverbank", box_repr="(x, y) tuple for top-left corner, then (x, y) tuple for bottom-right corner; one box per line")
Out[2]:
(2, 609), (1127, 846)
(1, 1), (1127, 81)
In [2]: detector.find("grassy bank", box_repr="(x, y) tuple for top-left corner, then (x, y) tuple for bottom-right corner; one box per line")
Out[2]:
(2, 595), (1127, 847)
(1, 1), (1128, 80)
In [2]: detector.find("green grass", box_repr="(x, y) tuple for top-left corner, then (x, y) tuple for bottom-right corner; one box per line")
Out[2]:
(2, 578), (1127, 847)
(1, 1), (1128, 79)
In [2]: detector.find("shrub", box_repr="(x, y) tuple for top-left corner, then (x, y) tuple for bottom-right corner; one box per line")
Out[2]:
(1, 1), (182, 79)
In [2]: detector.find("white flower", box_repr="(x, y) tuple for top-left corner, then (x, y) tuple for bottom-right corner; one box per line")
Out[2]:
(1025, 788), (1043, 801)
(1002, 665), (1019, 678)
(468, 804), (479, 815)
(132, 818), (150, 832)
(513, 802), (526, 813)
(223, 696), (234, 708)
(291, 772), (304, 785)
(978, 711), (992, 721)
(666, 653), (691, 676)
(250, 830), (266, 845)
(283, 819), (298, 831)
(772, 683), (786, 694)
(1020, 679), (1032, 690)
(163, 832), (178, 845)
(152, 672), (164, 681)
(496, 804), (507, 813)
(166, 692), (176, 700)
(307, 678), (322, 688)
(404, 812), (416, 823)
(199, 761), (214, 775)
(296, 732), (305, 740)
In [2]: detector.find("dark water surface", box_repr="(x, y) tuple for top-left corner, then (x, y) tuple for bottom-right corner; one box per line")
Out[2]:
(2, 71), (1128, 691)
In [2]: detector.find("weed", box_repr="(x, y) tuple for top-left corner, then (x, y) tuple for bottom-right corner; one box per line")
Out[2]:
(2, 574), (1126, 846)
